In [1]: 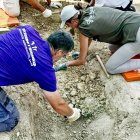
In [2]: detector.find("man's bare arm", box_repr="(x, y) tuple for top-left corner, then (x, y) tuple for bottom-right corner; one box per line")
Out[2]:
(43, 90), (73, 116)
(27, 0), (45, 12)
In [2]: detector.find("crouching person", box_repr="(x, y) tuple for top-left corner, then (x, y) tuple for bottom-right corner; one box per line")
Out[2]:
(0, 25), (80, 132)
(0, 87), (19, 132)
(0, 0), (62, 18)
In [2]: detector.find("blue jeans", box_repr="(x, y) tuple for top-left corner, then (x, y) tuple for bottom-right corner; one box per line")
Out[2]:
(0, 88), (19, 132)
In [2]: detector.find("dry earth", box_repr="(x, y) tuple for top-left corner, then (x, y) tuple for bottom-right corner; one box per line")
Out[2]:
(0, 1), (140, 140)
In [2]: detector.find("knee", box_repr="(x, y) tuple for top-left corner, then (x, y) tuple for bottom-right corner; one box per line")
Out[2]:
(105, 63), (116, 74)
(6, 109), (20, 132)
(5, 104), (20, 132)
(0, 114), (20, 132)
(6, 117), (19, 132)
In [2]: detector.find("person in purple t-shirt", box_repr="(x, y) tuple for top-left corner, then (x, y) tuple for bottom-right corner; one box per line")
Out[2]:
(0, 25), (81, 132)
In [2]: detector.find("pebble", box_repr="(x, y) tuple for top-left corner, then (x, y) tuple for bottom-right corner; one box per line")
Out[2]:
(77, 83), (84, 90)
(70, 90), (77, 96)
(17, 132), (20, 137)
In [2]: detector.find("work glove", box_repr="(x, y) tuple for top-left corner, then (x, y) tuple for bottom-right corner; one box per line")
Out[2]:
(72, 51), (80, 60)
(42, 9), (52, 18)
(67, 104), (81, 123)
(54, 63), (67, 72)
(50, 2), (62, 8)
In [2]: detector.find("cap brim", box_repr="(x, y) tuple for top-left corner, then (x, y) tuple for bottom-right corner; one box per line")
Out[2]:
(60, 21), (65, 29)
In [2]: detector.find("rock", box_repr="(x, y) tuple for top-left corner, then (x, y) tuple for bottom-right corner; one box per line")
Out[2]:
(77, 83), (85, 90)
(70, 90), (77, 96)
(80, 76), (86, 81)
(89, 73), (96, 80)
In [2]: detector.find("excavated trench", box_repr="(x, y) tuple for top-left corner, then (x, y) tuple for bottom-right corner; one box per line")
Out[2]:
(0, 1), (140, 140)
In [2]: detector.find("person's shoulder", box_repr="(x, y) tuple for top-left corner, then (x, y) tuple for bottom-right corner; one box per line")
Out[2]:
(23, 25), (36, 31)
(84, 6), (95, 12)
(21, 25), (41, 37)
(81, 7), (96, 18)
(17, 25), (37, 33)
(85, 6), (101, 11)
(83, 6), (99, 15)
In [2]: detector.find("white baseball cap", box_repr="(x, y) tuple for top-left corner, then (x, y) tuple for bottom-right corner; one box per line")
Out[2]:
(60, 5), (79, 29)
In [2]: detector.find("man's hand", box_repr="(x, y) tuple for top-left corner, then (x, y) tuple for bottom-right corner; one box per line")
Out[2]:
(54, 63), (67, 72)
(43, 90), (81, 122)
(50, 2), (62, 8)
(67, 105), (81, 122)
(42, 9), (52, 18)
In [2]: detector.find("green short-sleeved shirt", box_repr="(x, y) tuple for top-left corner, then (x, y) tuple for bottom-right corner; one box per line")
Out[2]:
(79, 7), (140, 45)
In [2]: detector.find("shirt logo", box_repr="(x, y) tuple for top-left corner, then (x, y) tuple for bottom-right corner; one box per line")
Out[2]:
(31, 41), (37, 51)
(19, 28), (37, 67)
(85, 7), (96, 25)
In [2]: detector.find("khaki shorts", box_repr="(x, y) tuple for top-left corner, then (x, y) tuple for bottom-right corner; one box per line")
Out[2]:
(3, 0), (20, 16)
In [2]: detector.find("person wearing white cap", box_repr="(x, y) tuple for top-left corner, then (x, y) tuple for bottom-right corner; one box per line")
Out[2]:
(85, 0), (135, 11)
(55, 5), (140, 74)
(0, 0), (62, 18)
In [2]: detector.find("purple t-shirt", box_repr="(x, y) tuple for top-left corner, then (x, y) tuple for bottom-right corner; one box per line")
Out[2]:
(0, 25), (56, 92)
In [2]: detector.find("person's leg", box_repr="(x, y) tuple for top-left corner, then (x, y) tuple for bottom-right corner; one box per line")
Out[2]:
(115, 1), (136, 12)
(2, 0), (20, 17)
(108, 44), (121, 54)
(0, 88), (19, 132)
(0, 112), (19, 132)
(0, 104), (9, 122)
(0, 103), (11, 132)
(25, 0), (45, 12)
(124, 0), (136, 12)
(105, 28), (140, 74)
(2, 103), (19, 132)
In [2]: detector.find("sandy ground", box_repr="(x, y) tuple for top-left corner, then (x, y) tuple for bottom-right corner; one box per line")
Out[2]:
(0, 1), (140, 140)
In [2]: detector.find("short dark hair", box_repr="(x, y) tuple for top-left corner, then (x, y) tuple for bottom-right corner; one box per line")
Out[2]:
(47, 31), (74, 52)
